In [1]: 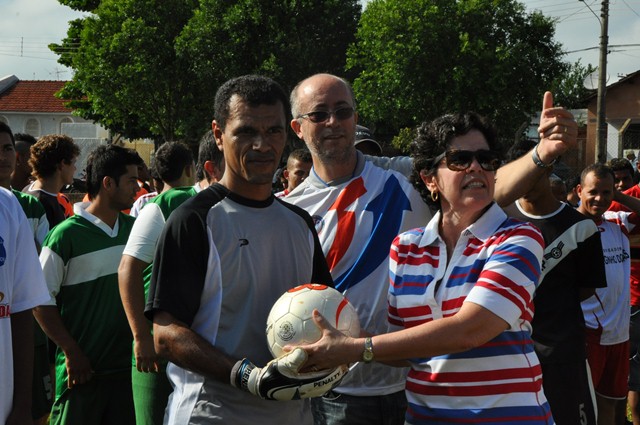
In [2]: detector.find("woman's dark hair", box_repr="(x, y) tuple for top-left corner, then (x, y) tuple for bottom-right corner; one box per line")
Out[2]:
(410, 112), (501, 209)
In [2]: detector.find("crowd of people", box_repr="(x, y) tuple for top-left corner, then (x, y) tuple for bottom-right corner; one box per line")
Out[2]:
(1, 73), (639, 425)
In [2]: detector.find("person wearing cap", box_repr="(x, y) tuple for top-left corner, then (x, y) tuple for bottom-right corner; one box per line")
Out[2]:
(355, 125), (383, 156)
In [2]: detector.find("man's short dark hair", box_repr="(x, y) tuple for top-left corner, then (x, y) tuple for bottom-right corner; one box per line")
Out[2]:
(0, 122), (15, 146)
(14, 133), (37, 153)
(85, 144), (143, 199)
(214, 75), (289, 131)
(29, 134), (81, 180)
(581, 162), (614, 185)
(154, 142), (194, 184)
(196, 130), (224, 181)
(608, 157), (634, 177)
(287, 149), (312, 168)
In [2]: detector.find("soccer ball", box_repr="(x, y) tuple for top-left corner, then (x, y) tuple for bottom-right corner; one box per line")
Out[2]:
(266, 283), (361, 359)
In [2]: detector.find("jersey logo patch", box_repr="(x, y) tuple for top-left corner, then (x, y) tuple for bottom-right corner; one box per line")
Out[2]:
(239, 239), (249, 247)
(541, 241), (564, 271)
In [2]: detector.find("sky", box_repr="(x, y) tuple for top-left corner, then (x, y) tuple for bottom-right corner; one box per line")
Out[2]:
(0, 0), (638, 85)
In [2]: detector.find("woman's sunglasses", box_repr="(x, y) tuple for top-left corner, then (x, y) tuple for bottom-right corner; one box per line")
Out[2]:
(433, 149), (501, 172)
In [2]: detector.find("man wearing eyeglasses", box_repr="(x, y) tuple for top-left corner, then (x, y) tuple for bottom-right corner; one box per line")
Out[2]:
(286, 74), (579, 425)
(287, 73), (429, 425)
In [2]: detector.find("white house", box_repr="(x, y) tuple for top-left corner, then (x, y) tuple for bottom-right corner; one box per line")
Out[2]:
(0, 74), (108, 177)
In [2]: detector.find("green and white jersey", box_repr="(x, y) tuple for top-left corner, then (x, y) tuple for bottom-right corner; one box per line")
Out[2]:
(40, 202), (135, 398)
(12, 189), (50, 347)
(12, 188), (49, 246)
(148, 186), (197, 220)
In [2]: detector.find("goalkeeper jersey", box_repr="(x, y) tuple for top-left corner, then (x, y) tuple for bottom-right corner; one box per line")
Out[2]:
(40, 203), (135, 398)
(146, 184), (332, 424)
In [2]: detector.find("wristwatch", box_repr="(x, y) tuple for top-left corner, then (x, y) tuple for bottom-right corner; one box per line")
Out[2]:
(362, 337), (374, 363)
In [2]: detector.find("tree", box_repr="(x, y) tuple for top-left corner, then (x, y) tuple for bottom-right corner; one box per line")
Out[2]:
(52, 0), (360, 144)
(175, 0), (360, 116)
(349, 0), (568, 149)
(52, 0), (202, 143)
(550, 60), (596, 109)
(58, 0), (100, 11)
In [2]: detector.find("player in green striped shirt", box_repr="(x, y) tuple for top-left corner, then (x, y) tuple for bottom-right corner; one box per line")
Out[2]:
(34, 145), (143, 425)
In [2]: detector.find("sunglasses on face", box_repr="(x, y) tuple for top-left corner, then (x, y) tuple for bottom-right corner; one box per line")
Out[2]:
(433, 149), (501, 172)
(297, 106), (355, 124)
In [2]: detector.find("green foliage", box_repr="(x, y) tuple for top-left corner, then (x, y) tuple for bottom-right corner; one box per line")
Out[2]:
(391, 127), (416, 154)
(550, 60), (596, 109)
(54, 0), (202, 142)
(349, 0), (568, 145)
(176, 0), (360, 113)
(58, 0), (101, 12)
(53, 0), (360, 144)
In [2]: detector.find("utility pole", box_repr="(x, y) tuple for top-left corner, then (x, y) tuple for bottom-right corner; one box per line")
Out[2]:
(595, 0), (609, 163)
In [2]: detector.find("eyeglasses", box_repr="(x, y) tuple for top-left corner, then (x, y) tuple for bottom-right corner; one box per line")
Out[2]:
(297, 106), (355, 123)
(433, 149), (501, 172)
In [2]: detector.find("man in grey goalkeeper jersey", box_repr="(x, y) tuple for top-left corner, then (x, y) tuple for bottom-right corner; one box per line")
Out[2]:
(145, 75), (339, 424)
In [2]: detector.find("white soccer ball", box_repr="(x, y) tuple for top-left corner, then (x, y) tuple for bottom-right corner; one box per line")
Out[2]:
(266, 283), (361, 359)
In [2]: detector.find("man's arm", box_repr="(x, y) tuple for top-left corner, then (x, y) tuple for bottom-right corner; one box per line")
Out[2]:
(613, 190), (640, 214)
(364, 154), (413, 177)
(7, 310), (34, 425)
(153, 310), (347, 400)
(153, 310), (235, 382)
(118, 255), (158, 373)
(494, 92), (578, 206)
(33, 305), (93, 388)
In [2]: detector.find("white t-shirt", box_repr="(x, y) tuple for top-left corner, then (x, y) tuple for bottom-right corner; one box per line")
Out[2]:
(123, 203), (166, 262)
(581, 211), (638, 344)
(0, 187), (50, 422)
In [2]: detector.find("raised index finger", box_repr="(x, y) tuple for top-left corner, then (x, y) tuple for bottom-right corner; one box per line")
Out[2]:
(542, 91), (553, 111)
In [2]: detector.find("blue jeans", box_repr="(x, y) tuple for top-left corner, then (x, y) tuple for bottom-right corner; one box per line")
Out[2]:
(311, 390), (407, 425)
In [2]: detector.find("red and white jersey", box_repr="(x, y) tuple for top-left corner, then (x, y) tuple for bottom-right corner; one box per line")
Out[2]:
(388, 203), (552, 423)
(609, 184), (640, 306)
(286, 154), (431, 396)
(581, 210), (640, 344)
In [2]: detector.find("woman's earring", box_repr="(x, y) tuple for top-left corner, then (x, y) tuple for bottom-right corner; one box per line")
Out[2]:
(430, 191), (439, 202)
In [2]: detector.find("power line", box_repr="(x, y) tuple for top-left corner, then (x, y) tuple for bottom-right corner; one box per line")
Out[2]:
(621, 0), (640, 18)
(565, 43), (640, 53)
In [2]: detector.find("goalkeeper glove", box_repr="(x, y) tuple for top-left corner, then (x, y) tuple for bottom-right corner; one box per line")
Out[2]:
(231, 347), (347, 400)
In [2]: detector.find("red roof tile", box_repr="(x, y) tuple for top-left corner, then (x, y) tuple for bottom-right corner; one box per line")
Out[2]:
(0, 80), (71, 113)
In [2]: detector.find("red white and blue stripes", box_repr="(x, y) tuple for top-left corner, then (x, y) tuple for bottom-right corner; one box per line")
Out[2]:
(388, 203), (553, 424)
